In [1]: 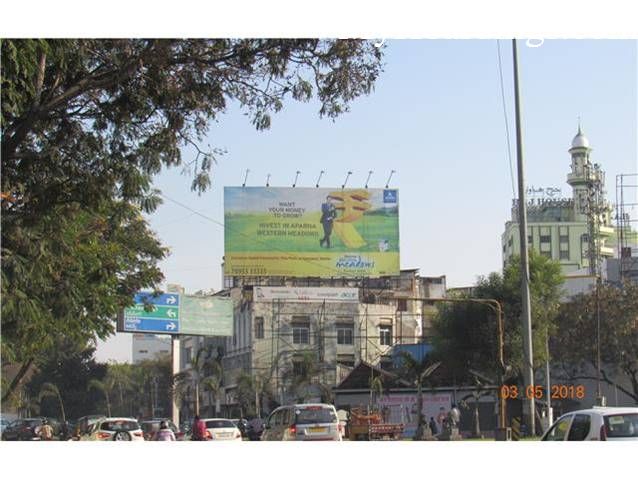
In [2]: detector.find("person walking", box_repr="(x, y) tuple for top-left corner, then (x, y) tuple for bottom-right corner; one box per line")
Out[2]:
(429, 416), (438, 435)
(38, 419), (54, 441)
(319, 196), (337, 248)
(155, 421), (176, 441)
(191, 415), (207, 441)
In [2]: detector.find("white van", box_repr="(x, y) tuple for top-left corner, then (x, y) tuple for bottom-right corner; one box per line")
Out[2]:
(261, 403), (342, 441)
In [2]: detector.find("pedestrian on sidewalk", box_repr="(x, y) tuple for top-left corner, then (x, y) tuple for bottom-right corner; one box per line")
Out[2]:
(155, 421), (176, 441)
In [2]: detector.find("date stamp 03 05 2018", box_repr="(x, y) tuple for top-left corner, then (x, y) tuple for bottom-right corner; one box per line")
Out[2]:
(500, 384), (586, 400)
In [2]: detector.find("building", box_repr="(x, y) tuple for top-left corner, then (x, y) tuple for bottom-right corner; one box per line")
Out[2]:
(181, 269), (446, 416)
(131, 334), (171, 364)
(502, 126), (615, 274)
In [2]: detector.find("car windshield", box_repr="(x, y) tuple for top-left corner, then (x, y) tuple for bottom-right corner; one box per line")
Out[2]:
(141, 422), (160, 433)
(604, 414), (638, 438)
(100, 420), (139, 432)
(205, 420), (235, 429)
(25, 419), (42, 427)
(295, 407), (337, 425)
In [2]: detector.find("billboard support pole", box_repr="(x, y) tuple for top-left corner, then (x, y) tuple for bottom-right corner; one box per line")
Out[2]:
(385, 170), (396, 188)
(171, 335), (180, 426)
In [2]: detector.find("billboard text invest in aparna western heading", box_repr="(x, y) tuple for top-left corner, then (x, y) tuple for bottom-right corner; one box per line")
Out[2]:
(224, 187), (400, 277)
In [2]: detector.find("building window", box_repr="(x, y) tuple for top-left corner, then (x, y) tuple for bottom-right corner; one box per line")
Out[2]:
(292, 318), (310, 344)
(292, 360), (308, 376)
(184, 347), (192, 365)
(337, 354), (355, 368)
(255, 317), (264, 339)
(559, 250), (570, 260)
(337, 323), (354, 345)
(528, 235), (533, 244)
(397, 298), (408, 312)
(540, 235), (551, 243)
(541, 251), (552, 258)
(379, 325), (393, 346)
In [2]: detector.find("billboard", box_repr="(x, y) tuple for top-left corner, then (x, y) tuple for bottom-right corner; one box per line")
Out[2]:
(253, 286), (359, 303)
(224, 187), (400, 277)
(376, 393), (452, 438)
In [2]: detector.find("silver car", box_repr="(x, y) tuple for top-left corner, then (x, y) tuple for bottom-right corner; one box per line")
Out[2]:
(541, 407), (638, 441)
(262, 403), (342, 441)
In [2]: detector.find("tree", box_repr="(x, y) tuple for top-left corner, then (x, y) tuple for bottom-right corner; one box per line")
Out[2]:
(201, 360), (223, 417)
(88, 378), (113, 417)
(282, 351), (333, 403)
(1, 39), (383, 400)
(433, 251), (564, 384)
(395, 352), (441, 440)
(38, 382), (66, 423)
(21, 339), (107, 420)
(553, 281), (638, 403)
(174, 346), (220, 416)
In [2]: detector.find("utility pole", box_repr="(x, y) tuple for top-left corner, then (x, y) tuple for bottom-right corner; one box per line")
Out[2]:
(512, 39), (536, 436)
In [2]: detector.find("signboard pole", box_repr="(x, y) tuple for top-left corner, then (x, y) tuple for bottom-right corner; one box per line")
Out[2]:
(171, 336), (180, 426)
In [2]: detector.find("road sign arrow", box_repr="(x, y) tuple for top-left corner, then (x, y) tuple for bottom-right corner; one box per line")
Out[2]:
(166, 322), (176, 331)
(167, 309), (176, 318)
(166, 296), (177, 305)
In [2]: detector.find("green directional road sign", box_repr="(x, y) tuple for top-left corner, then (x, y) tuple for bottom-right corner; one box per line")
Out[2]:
(119, 292), (233, 336)
(180, 296), (233, 336)
(125, 304), (179, 320)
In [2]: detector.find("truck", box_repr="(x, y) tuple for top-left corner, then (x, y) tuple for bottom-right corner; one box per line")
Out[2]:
(347, 407), (404, 441)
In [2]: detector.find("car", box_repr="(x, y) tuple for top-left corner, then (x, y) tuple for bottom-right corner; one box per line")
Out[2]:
(261, 403), (342, 441)
(140, 418), (184, 440)
(201, 418), (243, 441)
(541, 407), (638, 441)
(0, 417), (11, 435)
(73, 415), (106, 440)
(1, 417), (61, 441)
(81, 417), (145, 441)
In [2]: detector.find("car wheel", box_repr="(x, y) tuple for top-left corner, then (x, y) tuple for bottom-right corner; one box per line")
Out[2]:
(113, 431), (132, 441)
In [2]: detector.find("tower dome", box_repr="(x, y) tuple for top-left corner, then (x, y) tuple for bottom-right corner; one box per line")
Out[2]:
(571, 124), (590, 149)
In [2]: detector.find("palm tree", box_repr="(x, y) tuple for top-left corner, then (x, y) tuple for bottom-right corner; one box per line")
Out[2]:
(396, 352), (441, 441)
(201, 360), (223, 416)
(173, 346), (218, 416)
(283, 351), (325, 403)
(88, 378), (112, 416)
(38, 382), (66, 423)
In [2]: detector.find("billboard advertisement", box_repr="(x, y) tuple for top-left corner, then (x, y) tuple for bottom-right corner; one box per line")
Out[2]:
(224, 187), (400, 277)
(376, 393), (452, 438)
(253, 286), (359, 303)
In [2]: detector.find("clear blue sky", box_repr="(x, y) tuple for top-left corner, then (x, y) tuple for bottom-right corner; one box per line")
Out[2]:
(97, 39), (637, 362)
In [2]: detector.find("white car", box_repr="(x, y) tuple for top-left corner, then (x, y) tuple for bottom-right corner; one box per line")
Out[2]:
(201, 418), (242, 441)
(261, 403), (342, 441)
(541, 407), (638, 441)
(82, 417), (145, 441)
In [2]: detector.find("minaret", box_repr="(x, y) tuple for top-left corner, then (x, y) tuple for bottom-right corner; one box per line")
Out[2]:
(567, 122), (592, 222)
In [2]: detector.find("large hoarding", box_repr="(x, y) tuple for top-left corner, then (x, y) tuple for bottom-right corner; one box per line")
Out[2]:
(224, 187), (400, 277)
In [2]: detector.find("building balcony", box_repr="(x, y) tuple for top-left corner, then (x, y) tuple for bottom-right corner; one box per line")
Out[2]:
(600, 246), (615, 257)
(599, 226), (615, 237)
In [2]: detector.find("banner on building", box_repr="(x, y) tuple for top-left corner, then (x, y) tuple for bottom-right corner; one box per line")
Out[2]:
(376, 393), (452, 438)
(253, 286), (359, 303)
(224, 187), (400, 277)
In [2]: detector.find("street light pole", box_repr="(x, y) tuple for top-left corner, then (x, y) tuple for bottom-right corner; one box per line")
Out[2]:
(512, 38), (536, 436)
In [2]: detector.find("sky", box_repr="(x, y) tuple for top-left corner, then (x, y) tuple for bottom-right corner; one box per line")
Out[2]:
(95, 39), (637, 363)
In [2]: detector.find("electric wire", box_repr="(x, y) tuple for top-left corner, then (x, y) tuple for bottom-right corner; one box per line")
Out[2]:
(497, 40), (517, 198)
